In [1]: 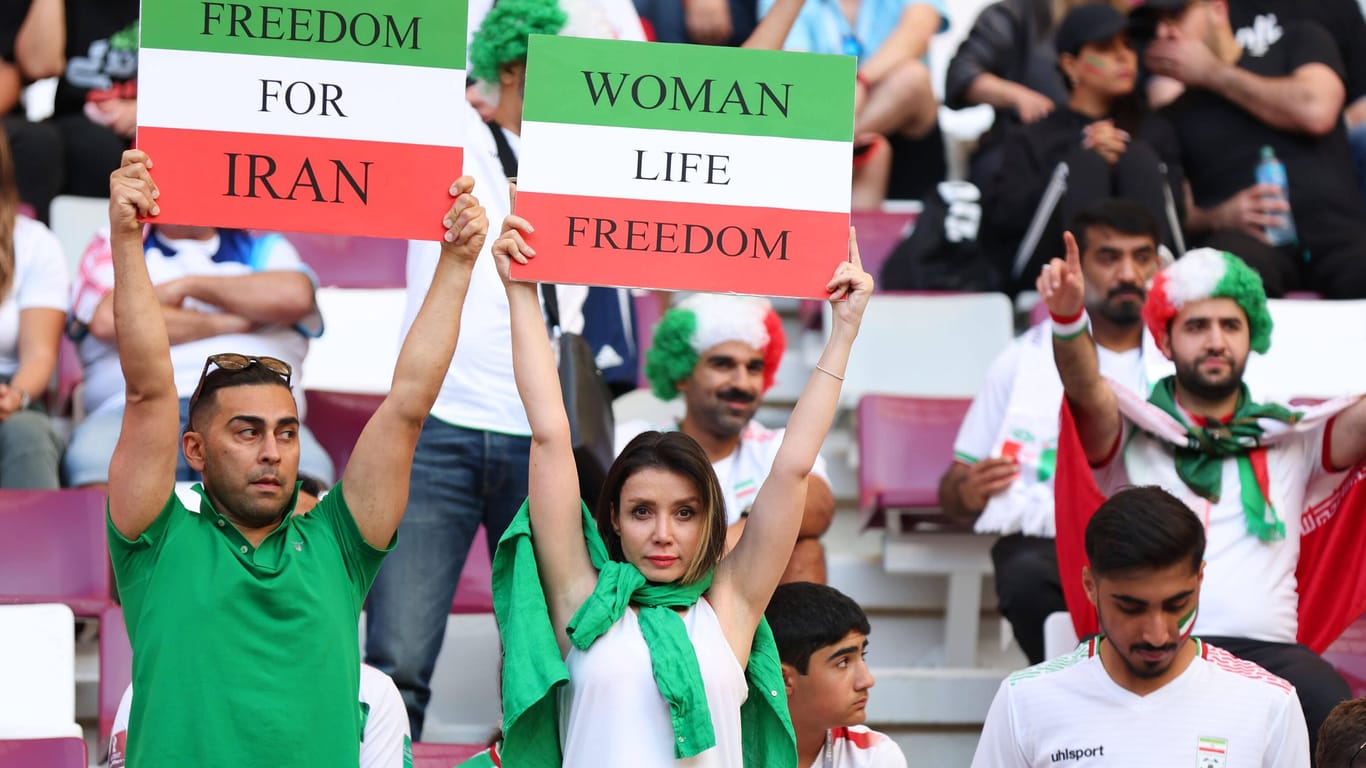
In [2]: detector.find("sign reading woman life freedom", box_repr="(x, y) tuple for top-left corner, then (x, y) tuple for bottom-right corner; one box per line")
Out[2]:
(137, 0), (467, 240)
(511, 36), (855, 299)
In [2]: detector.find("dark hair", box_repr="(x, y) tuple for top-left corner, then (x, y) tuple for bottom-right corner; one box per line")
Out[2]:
(765, 582), (872, 673)
(1317, 698), (1366, 766)
(593, 430), (726, 585)
(187, 364), (294, 433)
(1085, 485), (1205, 577)
(1069, 199), (1159, 256)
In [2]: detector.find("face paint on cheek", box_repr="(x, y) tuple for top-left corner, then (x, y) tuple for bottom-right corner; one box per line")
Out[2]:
(1177, 605), (1198, 642)
(1081, 54), (1109, 75)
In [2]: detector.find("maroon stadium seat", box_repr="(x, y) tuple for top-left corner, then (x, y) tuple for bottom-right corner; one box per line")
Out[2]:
(98, 605), (132, 750)
(0, 489), (112, 616)
(857, 395), (973, 530)
(0, 737), (86, 768)
(303, 390), (385, 477)
(451, 527), (493, 615)
(282, 232), (407, 289)
(411, 741), (487, 767)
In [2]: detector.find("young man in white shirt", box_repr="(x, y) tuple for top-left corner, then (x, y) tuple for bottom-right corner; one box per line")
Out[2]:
(767, 582), (907, 768)
(972, 485), (1310, 767)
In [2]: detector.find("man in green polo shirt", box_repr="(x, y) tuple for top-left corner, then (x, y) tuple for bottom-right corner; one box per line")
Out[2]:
(103, 149), (489, 767)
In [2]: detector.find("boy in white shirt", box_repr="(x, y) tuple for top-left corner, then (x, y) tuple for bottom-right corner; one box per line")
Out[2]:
(766, 582), (907, 768)
(972, 485), (1310, 767)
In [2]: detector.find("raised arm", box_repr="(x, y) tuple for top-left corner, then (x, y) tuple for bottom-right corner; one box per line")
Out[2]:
(106, 151), (179, 539)
(713, 229), (871, 650)
(340, 178), (485, 548)
(494, 212), (597, 646)
(1038, 232), (1121, 464)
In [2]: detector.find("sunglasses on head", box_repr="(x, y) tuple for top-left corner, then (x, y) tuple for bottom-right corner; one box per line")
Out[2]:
(188, 353), (293, 412)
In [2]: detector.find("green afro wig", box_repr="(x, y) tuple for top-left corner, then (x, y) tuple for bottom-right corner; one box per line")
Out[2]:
(645, 308), (700, 401)
(469, 0), (568, 85)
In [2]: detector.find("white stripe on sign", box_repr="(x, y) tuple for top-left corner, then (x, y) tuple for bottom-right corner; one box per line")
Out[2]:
(517, 120), (851, 214)
(138, 47), (464, 146)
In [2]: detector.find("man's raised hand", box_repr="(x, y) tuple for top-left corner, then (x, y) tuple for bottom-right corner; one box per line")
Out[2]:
(1037, 231), (1086, 319)
(109, 150), (159, 236)
(440, 176), (487, 266)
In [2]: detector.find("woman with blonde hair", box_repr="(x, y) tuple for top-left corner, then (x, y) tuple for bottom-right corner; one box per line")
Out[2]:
(0, 130), (66, 488)
(491, 212), (872, 767)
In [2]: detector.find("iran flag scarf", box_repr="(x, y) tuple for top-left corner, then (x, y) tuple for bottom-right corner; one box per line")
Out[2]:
(1053, 381), (1366, 652)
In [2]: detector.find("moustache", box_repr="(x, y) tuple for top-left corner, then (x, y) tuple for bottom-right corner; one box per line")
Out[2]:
(1131, 642), (1177, 655)
(247, 469), (282, 485)
(1107, 284), (1146, 301)
(717, 388), (756, 404)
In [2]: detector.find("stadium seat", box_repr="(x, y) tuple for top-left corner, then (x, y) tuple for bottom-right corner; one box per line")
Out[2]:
(0, 736), (86, 767)
(49, 195), (109, 278)
(857, 395), (973, 530)
(850, 209), (917, 282)
(303, 390), (385, 476)
(303, 287), (406, 393)
(1324, 610), (1366, 698)
(411, 741), (488, 767)
(452, 527), (494, 615)
(1245, 299), (1366, 401)
(98, 606), (133, 750)
(0, 489), (111, 616)
(0, 604), (81, 739)
(824, 291), (1013, 407)
(281, 232), (407, 289)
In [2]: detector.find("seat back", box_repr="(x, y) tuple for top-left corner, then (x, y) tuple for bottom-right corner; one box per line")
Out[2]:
(0, 737), (86, 767)
(0, 489), (111, 616)
(1244, 299), (1366, 401)
(98, 605), (133, 749)
(857, 395), (972, 529)
(825, 291), (1012, 407)
(49, 195), (109, 278)
(850, 209), (917, 281)
(282, 232), (407, 289)
(303, 390), (385, 477)
(0, 604), (81, 739)
(303, 288), (406, 394)
(411, 741), (487, 768)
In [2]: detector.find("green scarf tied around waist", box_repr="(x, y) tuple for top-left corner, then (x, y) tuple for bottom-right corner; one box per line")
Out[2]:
(492, 498), (796, 768)
(1147, 376), (1301, 541)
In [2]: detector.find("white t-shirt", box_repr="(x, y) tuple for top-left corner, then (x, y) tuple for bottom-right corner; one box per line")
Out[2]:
(0, 216), (69, 377)
(109, 665), (411, 768)
(1093, 419), (1329, 642)
(616, 418), (832, 526)
(953, 323), (1165, 536)
(404, 104), (584, 436)
(971, 638), (1309, 768)
(71, 229), (319, 417)
(812, 725), (906, 768)
(557, 598), (747, 768)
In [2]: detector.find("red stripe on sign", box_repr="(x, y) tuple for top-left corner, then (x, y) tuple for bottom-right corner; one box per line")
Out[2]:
(510, 192), (849, 299)
(137, 126), (462, 241)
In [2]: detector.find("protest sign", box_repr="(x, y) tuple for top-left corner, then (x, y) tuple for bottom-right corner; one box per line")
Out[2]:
(512, 35), (854, 299)
(138, 0), (467, 240)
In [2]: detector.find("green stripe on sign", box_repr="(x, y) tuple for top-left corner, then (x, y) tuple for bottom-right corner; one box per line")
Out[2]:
(523, 35), (854, 141)
(141, 0), (466, 68)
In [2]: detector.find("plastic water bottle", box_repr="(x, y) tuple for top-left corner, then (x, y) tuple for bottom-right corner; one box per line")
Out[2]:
(1255, 146), (1298, 247)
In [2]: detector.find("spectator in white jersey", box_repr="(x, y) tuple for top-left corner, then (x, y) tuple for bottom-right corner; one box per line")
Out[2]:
(766, 582), (907, 768)
(616, 294), (834, 582)
(972, 485), (1310, 767)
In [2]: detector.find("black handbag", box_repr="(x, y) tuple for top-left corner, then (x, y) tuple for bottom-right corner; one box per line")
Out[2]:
(541, 284), (615, 509)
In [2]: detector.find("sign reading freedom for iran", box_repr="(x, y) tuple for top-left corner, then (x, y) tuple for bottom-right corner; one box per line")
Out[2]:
(138, 0), (467, 241)
(511, 36), (855, 299)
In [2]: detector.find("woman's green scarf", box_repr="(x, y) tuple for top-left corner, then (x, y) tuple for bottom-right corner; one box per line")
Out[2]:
(491, 498), (796, 767)
(1147, 376), (1300, 541)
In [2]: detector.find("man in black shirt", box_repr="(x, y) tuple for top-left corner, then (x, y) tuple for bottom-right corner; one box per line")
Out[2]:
(1135, 0), (1366, 298)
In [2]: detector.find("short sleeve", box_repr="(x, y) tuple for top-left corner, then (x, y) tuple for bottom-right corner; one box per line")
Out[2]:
(870, 736), (909, 768)
(304, 483), (395, 602)
(969, 679), (1028, 767)
(1282, 21), (1346, 85)
(953, 341), (1021, 464)
(1261, 686), (1311, 768)
(107, 491), (180, 628)
(70, 227), (117, 325)
(358, 665), (412, 768)
(14, 218), (70, 312)
(1089, 418), (1133, 494)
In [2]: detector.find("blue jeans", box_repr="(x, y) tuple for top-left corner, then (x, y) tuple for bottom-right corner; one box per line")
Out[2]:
(363, 416), (530, 739)
(63, 397), (336, 486)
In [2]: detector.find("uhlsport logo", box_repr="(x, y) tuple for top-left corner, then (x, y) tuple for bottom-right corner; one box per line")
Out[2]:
(1052, 745), (1104, 762)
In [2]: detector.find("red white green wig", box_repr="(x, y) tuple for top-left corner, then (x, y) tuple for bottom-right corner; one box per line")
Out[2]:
(644, 295), (786, 401)
(1142, 248), (1273, 357)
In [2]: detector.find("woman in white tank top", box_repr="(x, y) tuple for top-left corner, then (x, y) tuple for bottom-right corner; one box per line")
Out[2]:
(488, 216), (872, 768)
